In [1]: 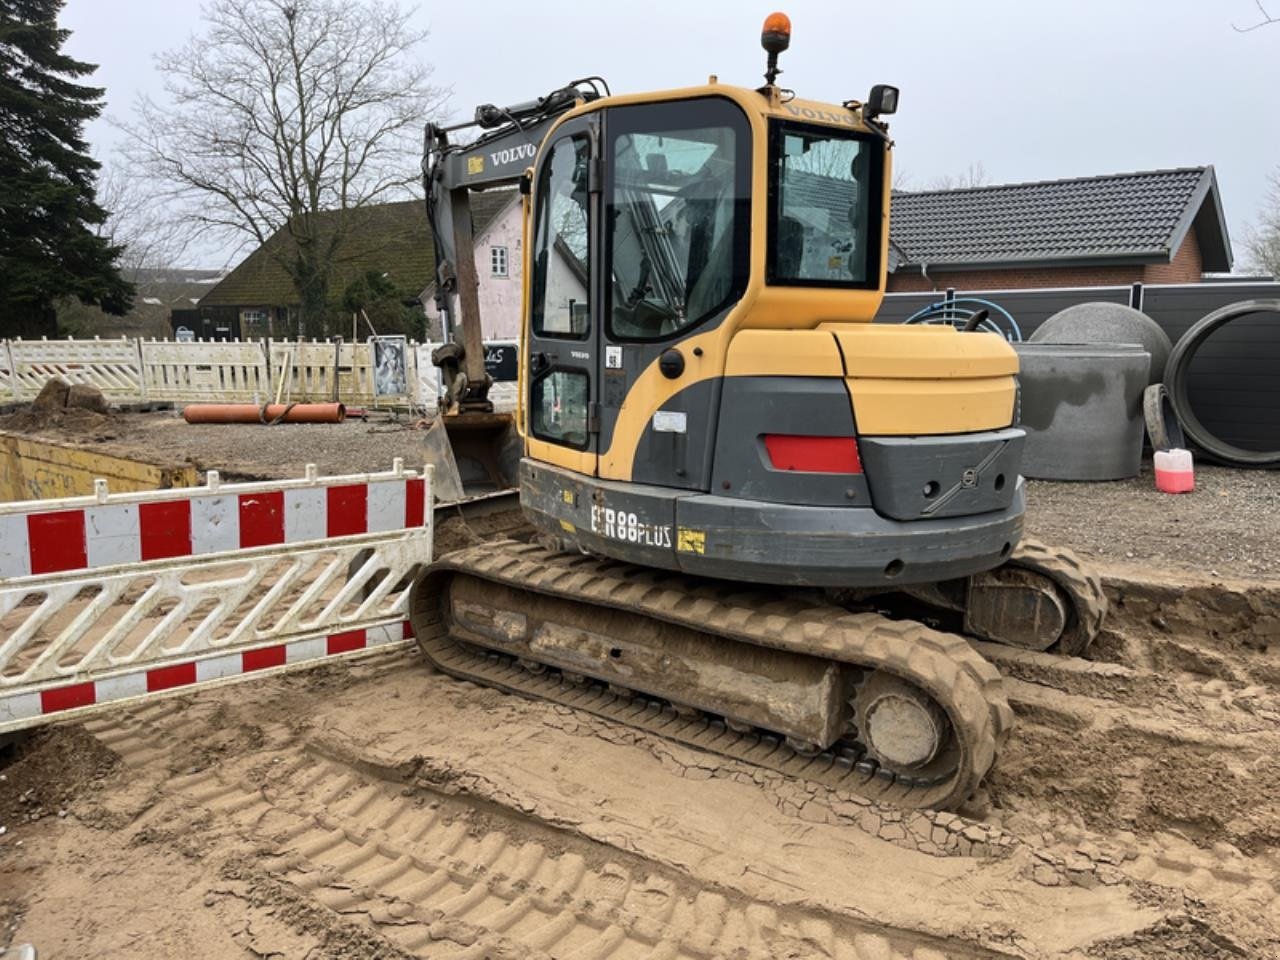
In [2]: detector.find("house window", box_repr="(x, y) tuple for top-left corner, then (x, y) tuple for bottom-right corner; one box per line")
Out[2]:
(240, 309), (268, 326)
(490, 245), (509, 277)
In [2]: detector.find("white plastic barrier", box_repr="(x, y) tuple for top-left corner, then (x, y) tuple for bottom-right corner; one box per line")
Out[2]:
(414, 340), (518, 414)
(0, 461), (431, 733)
(0, 336), (521, 410)
(268, 339), (414, 407)
(6, 337), (142, 402)
(0, 342), (13, 400)
(140, 339), (272, 403)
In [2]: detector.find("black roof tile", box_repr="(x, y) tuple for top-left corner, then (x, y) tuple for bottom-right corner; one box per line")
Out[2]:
(889, 166), (1231, 272)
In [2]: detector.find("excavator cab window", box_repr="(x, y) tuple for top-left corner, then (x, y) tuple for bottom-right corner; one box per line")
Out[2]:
(767, 122), (882, 288)
(531, 134), (592, 339)
(606, 98), (751, 342)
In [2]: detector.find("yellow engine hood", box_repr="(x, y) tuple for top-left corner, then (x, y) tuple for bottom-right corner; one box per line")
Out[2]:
(820, 324), (1019, 436)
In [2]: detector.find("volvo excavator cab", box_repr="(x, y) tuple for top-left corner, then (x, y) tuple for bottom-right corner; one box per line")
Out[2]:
(514, 73), (1027, 590)
(413, 14), (1107, 810)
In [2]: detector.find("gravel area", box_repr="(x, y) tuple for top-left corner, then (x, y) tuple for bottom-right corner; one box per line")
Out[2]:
(98, 410), (429, 481)
(1026, 465), (1280, 580)
(8, 409), (1279, 581)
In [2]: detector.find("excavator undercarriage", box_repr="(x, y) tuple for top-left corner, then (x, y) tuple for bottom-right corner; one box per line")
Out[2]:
(410, 536), (1105, 811)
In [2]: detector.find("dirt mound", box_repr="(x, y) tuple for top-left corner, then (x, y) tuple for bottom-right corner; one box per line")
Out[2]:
(0, 726), (119, 829)
(0, 378), (117, 440)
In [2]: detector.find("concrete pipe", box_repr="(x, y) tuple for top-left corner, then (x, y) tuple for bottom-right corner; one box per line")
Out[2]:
(1165, 299), (1280, 468)
(182, 402), (347, 424)
(1014, 343), (1151, 481)
(1029, 302), (1171, 387)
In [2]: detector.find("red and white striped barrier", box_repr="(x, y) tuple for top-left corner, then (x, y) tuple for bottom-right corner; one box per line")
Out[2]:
(1, 462), (431, 734)
(0, 465), (426, 579)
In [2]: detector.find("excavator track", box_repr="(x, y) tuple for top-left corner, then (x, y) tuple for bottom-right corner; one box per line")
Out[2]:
(1004, 538), (1109, 655)
(410, 541), (1014, 811)
(872, 537), (1110, 655)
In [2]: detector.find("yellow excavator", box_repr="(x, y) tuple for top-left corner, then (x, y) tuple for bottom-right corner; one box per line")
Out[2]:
(412, 13), (1106, 810)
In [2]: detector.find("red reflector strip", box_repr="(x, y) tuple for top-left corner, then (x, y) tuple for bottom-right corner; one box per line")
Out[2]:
(41, 682), (97, 714)
(763, 435), (862, 474)
(327, 630), (367, 656)
(27, 510), (88, 574)
(147, 662), (197, 693)
(243, 645), (287, 672)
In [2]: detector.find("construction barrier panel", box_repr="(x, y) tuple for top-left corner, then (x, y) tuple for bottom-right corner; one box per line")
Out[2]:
(269, 339), (418, 407)
(0, 336), (521, 411)
(0, 430), (198, 500)
(414, 340), (518, 414)
(5, 337), (143, 402)
(0, 460), (431, 733)
(140, 339), (272, 403)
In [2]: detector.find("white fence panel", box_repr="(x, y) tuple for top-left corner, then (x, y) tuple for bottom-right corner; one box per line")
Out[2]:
(0, 462), (431, 733)
(270, 340), (405, 407)
(0, 336), (517, 410)
(415, 341), (517, 414)
(141, 339), (272, 402)
(0, 341), (14, 402)
(7, 337), (142, 401)
(415, 343), (441, 411)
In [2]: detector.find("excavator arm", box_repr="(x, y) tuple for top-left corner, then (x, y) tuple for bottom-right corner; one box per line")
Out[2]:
(423, 78), (608, 412)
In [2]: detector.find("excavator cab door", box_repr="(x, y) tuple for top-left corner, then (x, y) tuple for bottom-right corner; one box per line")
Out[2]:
(596, 97), (752, 490)
(524, 117), (602, 477)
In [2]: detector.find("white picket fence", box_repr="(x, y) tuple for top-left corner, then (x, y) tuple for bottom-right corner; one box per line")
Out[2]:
(0, 337), (519, 412)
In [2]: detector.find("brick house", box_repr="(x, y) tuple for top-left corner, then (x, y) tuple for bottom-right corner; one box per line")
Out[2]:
(887, 166), (1232, 292)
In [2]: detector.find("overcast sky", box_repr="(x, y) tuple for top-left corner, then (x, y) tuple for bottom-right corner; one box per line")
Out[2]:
(62, 0), (1280, 270)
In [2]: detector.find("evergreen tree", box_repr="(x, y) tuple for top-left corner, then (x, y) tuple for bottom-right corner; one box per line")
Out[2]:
(0, 0), (131, 337)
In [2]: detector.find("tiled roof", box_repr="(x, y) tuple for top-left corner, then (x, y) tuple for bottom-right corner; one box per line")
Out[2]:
(889, 166), (1231, 272)
(200, 192), (517, 308)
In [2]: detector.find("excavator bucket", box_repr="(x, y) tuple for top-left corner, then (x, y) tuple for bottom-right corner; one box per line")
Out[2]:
(422, 412), (522, 503)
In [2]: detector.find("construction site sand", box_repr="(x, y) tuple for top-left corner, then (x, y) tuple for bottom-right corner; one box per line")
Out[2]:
(3, 541), (1279, 959)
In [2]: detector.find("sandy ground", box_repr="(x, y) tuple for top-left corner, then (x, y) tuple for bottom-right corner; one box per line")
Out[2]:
(3, 546), (1280, 958)
(3, 411), (1280, 957)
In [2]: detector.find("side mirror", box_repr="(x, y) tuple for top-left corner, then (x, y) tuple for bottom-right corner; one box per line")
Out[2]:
(865, 84), (900, 121)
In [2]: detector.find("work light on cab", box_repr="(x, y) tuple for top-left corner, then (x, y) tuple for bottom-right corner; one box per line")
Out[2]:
(761, 11), (791, 85)
(865, 83), (900, 120)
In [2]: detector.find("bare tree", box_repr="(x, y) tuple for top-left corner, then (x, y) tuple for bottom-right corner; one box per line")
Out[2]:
(927, 161), (990, 191)
(1244, 168), (1280, 277)
(120, 0), (449, 336)
(1233, 0), (1278, 31)
(95, 159), (191, 285)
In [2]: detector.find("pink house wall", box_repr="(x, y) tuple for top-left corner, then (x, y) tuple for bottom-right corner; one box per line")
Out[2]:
(424, 201), (524, 341)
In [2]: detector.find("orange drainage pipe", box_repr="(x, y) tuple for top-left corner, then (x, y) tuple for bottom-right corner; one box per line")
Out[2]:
(182, 402), (346, 424)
